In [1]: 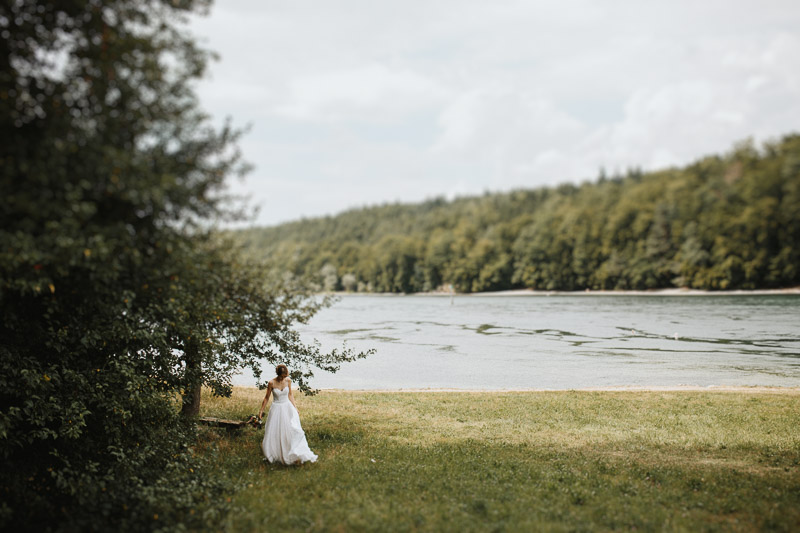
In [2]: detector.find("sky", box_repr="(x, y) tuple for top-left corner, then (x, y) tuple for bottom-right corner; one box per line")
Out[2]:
(189, 0), (800, 227)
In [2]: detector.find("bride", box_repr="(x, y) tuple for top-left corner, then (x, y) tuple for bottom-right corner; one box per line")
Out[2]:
(257, 364), (318, 465)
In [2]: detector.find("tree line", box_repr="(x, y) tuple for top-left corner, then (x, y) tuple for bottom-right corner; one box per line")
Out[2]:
(239, 135), (800, 293)
(1, 1), (366, 531)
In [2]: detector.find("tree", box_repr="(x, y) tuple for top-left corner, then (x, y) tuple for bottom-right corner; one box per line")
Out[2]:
(341, 272), (357, 292)
(320, 262), (339, 292)
(166, 239), (368, 417)
(0, 1), (369, 530)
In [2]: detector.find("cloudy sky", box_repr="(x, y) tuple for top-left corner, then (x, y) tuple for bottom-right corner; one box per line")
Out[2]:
(190, 0), (800, 227)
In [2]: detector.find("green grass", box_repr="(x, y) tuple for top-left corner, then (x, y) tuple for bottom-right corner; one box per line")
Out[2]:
(197, 388), (800, 532)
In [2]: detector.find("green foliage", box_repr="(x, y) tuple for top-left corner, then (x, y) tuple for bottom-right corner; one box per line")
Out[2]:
(169, 239), (370, 400)
(240, 136), (800, 292)
(0, 0), (368, 530)
(0, 357), (231, 531)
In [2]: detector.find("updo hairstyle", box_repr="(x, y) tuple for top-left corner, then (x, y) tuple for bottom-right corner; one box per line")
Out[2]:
(275, 364), (288, 382)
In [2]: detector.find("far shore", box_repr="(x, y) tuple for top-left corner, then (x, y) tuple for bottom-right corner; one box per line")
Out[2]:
(329, 286), (800, 297)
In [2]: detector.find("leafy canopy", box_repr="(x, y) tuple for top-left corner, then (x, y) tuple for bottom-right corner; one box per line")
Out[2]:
(0, 0), (367, 530)
(240, 136), (800, 293)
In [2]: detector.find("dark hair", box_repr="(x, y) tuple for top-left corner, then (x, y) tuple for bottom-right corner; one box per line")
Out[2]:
(275, 364), (288, 382)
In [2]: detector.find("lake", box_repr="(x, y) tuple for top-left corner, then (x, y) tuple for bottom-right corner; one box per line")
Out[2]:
(234, 294), (800, 390)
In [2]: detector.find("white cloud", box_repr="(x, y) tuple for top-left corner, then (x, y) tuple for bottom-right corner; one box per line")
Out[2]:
(189, 1), (800, 225)
(274, 64), (449, 122)
(432, 86), (587, 185)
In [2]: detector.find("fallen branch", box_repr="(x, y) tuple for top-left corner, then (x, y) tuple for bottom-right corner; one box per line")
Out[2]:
(198, 415), (261, 432)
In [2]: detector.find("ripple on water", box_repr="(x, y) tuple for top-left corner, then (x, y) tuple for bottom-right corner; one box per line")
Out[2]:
(245, 294), (800, 389)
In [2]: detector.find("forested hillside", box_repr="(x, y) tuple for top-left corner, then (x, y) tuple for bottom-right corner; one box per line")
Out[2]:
(238, 135), (800, 293)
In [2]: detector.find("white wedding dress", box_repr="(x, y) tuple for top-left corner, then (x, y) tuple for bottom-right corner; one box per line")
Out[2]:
(261, 386), (318, 464)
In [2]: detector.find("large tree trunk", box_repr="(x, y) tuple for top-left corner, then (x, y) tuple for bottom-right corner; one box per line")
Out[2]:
(181, 381), (201, 417)
(181, 341), (202, 417)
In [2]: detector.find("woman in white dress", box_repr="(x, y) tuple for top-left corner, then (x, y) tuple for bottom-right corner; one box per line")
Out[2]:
(257, 364), (318, 465)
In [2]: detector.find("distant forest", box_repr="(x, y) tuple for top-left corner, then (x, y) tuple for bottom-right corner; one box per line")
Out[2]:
(236, 134), (800, 293)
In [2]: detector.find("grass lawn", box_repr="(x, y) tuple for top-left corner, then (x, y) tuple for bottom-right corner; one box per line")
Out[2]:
(198, 387), (800, 532)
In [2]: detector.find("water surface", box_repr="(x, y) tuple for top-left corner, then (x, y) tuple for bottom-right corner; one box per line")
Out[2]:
(235, 294), (800, 389)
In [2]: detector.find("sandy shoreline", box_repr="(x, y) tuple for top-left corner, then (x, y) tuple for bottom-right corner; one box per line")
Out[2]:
(331, 287), (800, 297)
(469, 287), (800, 296)
(279, 386), (800, 394)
